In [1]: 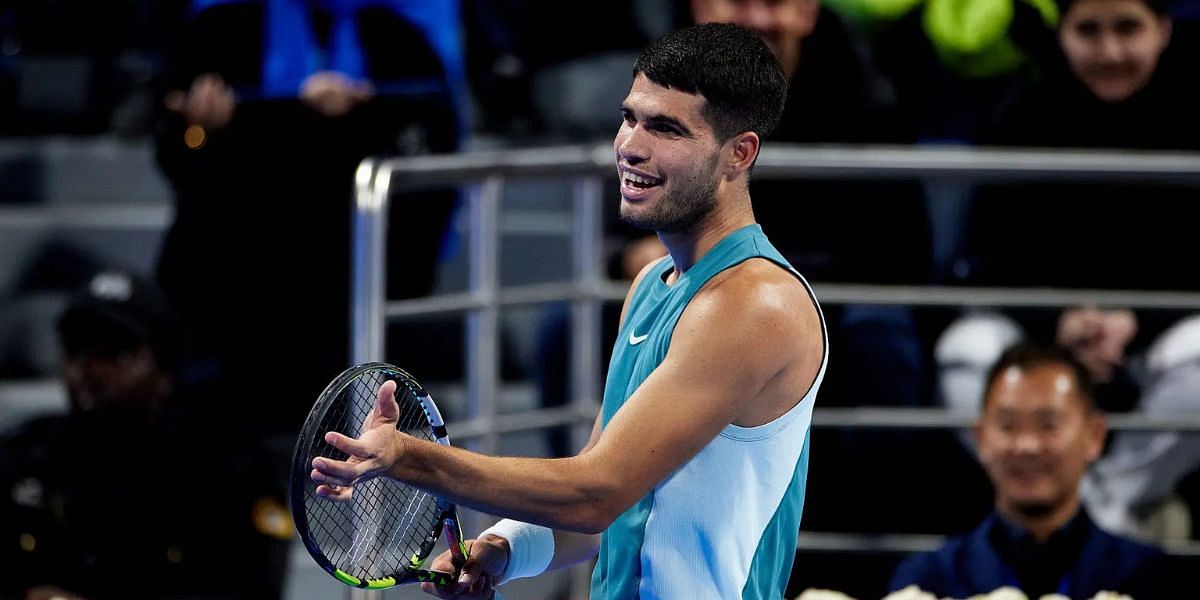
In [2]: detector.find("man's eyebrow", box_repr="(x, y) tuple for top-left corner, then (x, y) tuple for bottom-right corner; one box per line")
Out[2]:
(620, 104), (694, 137)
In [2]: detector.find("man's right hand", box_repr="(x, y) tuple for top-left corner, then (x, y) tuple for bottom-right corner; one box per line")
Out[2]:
(420, 535), (511, 599)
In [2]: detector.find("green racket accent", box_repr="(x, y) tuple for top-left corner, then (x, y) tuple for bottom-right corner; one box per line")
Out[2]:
(416, 570), (457, 585)
(334, 570), (361, 586)
(366, 577), (397, 589)
(411, 552), (424, 567)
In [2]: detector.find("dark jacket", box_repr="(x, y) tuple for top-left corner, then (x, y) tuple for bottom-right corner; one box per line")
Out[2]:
(890, 511), (1174, 600)
(0, 403), (288, 599)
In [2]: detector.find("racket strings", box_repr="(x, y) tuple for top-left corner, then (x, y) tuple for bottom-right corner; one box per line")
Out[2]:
(301, 368), (443, 579)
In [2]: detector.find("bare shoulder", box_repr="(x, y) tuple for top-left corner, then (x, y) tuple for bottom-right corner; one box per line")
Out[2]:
(674, 258), (824, 424)
(690, 258), (821, 337)
(676, 258), (822, 364)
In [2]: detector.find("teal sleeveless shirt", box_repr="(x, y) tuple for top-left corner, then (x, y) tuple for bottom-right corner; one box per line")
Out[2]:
(589, 224), (828, 599)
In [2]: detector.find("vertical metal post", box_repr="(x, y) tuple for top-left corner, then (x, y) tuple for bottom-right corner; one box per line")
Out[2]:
(568, 176), (605, 599)
(569, 176), (604, 448)
(463, 175), (504, 538)
(351, 158), (390, 365)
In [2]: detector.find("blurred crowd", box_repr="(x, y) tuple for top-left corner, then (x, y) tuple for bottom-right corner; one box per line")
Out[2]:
(0, 0), (1199, 598)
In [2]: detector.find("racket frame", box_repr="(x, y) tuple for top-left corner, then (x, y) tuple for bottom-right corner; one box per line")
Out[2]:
(290, 362), (468, 589)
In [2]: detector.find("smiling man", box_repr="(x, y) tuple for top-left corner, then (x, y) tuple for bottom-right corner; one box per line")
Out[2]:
(890, 342), (1174, 599)
(310, 22), (827, 600)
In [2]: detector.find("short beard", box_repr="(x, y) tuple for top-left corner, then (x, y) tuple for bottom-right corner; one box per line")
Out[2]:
(620, 158), (719, 235)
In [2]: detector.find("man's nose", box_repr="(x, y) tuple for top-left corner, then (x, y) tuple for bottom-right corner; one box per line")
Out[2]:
(1099, 33), (1124, 62)
(1013, 430), (1044, 454)
(616, 127), (649, 165)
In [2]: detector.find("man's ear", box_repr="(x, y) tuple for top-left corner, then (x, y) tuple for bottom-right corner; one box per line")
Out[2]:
(726, 131), (761, 176)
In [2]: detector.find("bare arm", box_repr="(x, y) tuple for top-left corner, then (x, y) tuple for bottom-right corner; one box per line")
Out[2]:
(418, 275), (640, 599)
(419, 412), (605, 599)
(312, 260), (819, 534)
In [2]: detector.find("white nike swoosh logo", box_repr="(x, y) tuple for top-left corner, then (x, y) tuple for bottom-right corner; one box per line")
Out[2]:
(629, 331), (649, 345)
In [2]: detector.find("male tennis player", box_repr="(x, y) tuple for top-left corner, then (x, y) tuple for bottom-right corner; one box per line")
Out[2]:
(311, 22), (827, 599)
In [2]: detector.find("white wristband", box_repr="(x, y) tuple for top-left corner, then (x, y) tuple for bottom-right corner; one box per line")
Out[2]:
(478, 519), (555, 585)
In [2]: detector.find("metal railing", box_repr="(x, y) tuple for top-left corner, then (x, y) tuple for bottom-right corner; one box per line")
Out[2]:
(350, 144), (1200, 598)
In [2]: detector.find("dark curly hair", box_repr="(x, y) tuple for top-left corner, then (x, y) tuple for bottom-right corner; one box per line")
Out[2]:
(633, 22), (788, 143)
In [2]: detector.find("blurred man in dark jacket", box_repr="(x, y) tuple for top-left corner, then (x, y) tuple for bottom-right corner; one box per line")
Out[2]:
(0, 271), (289, 600)
(892, 343), (1175, 599)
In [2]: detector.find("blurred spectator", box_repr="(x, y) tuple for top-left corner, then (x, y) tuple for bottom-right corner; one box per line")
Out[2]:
(937, 0), (1200, 542)
(153, 0), (466, 432)
(891, 342), (1175, 599)
(865, 0), (1060, 142)
(0, 271), (288, 600)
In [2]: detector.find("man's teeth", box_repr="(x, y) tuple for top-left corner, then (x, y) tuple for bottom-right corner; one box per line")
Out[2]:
(625, 172), (658, 186)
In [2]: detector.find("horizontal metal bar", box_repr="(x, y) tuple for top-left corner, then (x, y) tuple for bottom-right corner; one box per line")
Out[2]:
(756, 145), (1200, 183)
(0, 204), (173, 229)
(813, 408), (1200, 433)
(387, 282), (1200, 321)
(11, 374), (1199, 436)
(0, 136), (156, 159)
(380, 145), (610, 187)
(387, 291), (485, 319)
(385, 281), (630, 319)
(448, 404), (596, 441)
(380, 144), (1200, 187)
(797, 531), (946, 554)
(502, 209), (574, 235)
(796, 531), (1200, 557)
(813, 408), (976, 430)
(813, 284), (1200, 310)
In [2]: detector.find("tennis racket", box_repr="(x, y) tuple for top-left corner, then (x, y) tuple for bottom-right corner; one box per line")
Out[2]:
(290, 362), (467, 589)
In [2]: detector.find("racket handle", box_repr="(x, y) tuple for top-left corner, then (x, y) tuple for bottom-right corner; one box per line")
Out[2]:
(445, 520), (469, 570)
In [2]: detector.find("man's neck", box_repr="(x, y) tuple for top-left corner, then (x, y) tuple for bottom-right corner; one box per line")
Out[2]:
(997, 496), (1081, 543)
(659, 193), (754, 282)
